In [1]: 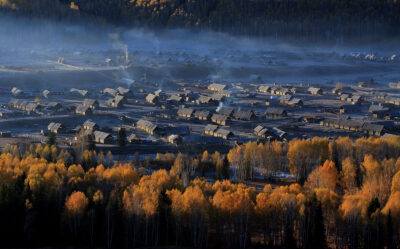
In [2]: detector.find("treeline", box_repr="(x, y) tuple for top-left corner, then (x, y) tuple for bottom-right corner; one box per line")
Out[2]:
(1, 0), (400, 39)
(1, 136), (400, 248)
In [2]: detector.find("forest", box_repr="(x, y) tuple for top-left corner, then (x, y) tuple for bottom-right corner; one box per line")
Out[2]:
(0, 136), (400, 248)
(1, 0), (400, 39)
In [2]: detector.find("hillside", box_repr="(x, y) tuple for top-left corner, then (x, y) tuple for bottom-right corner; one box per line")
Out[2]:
(1, 0), (400, 39)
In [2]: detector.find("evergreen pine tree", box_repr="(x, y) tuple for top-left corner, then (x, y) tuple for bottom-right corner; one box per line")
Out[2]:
(117, 128), (126, 147)
(222, 155), (230, 179)
(46, 132), (56, 146)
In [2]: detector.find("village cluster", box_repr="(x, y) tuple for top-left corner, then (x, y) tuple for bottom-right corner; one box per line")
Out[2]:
(1, 78), (400, 154)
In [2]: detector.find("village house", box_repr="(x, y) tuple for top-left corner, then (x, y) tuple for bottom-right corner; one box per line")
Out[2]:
(194, 110), (211, 121)
(83, 99), (99, 109)
(347, 95), (364, 105)
(211, 114), (229, 126)
(214, 128), (234, 139)
(233, 109), (256, 121)
(74, 129), (94, 141)
(218, 90), (232, 97)
(183, 90), (198, 102)
(177, 107), (195, 118)
(204, 124), (218, 136)
(384, 96), (400, 106)
(287, 98), (303, 107)
(242, 100), (264, 107)
(389, 82), (400, 89)
(308, 87), (323, 95)
(196, 95), (218, 105)
(361, 123), (385, 136)
(42, 89), (51, 98)
(46, 102), (62, 111)
(117, 87), (133, 97)
(384, 111), (400, 120)
(320, 118), (364, 132)
(340, 93), (351, 101)
(103, 88), (118, 97)
(211, 93), (225, 102)
(270, 127), (287, 140)
(300, 115), (324, 123)
(83, 120), (98, 130)
(208, 83), (227, 92)
(75, 105), (92, 115)
(374, 93), (387, 100)
(168, 134), (182, 145)
(154, 89), (163, 97)
(47, 122), (66, 134)
(107, 95), (127, 108)
(8, 99), (23, 109)
(270, 86), (279, 95)
(167, 94), (184, 104)
(127, 134), (142, 144)
(136, 119), (165, 136)
(369, 104), (390, 119)
(265, 107), (288, 118)
(146, 94), (159, 104)
(11, 87), (24, 97)
(275, 88), (291, 96)
(70, 88), (89, 97)
(93, 131), (113, 144)
(279, 95), (293, 105)
(218, 107), (235, 117)
(254, 125), (269, 138)
(18, 101), (29, 111)
(258, 85), (272, 94)
(340, 105), (361, 114)
(25, 102), (40, 112)
(331, 88), (340, 95)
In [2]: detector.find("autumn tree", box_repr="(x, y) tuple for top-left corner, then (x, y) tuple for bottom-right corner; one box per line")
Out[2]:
(305, 160), (338, 191)
(65, 191), (89, 240)
(287, 138), (329, 184)
(341, 157), (359, 194)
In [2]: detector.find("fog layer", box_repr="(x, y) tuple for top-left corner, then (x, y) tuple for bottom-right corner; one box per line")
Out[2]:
(1, 15), (400, 90)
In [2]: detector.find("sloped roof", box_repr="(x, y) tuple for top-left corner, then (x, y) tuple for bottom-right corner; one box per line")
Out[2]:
(212, 113), (228, 122)
(194, 110), (211, 118)
(265, 107), (287, 115)
(233, 109), (255, 120)
(215, 128), (233, 137)
(167, 94), (183, 102)
(83, 99), (98, 106)
(197, 95), (212, 103)
(362, 123), (384, 133)
(146, 93), (158, 102)
(76, 104), (90, 113)
(103, 88), (118, 96)
(308, 87), (321, 93)
(177, 107), (194, 116)
(208, 83), (226, 91)
(94, 131), (112, 139)
(204, 124), (218, 133)
(137, 119), (158, 132)
(218, 107), (234, 116)
(83, 119), (97, 128)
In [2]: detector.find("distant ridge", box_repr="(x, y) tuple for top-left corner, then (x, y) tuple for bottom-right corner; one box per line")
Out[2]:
(1, 0), (400, 40)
